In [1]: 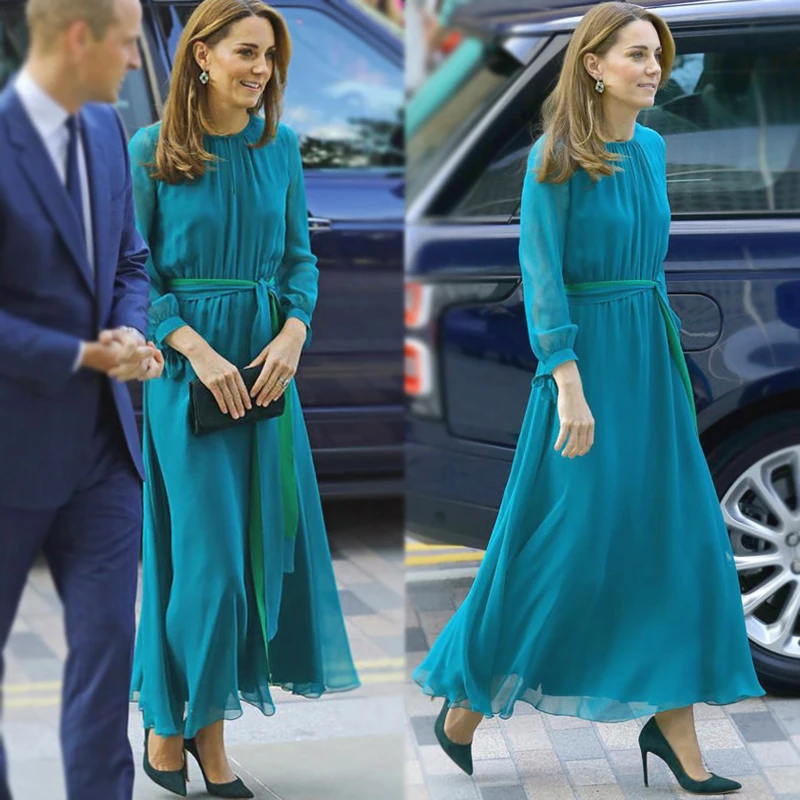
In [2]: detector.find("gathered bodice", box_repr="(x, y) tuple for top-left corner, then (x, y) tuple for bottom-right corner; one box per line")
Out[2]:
(519, 122), (673, 379)
(128, 115), (319, 356)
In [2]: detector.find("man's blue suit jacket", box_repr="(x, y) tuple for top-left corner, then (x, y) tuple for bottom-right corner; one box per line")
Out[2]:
(0, 86), (150, 509)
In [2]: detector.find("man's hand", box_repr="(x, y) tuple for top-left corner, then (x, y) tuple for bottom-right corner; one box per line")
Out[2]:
(79, 340), (123, 374)
(100, 328), (157, 381)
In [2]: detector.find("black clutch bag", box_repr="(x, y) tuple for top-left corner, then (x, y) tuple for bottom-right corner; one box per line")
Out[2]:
(188, 365), (285, 435)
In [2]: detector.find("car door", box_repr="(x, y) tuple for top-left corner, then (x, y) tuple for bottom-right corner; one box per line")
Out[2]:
(408, 18), (800, 453)
(637, 23), (800, 424)
(152, 1), (405, 478)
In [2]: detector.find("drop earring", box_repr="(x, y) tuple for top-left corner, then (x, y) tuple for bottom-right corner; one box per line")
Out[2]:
(199, 69), (210, 85)
(595, 78), (605, 94)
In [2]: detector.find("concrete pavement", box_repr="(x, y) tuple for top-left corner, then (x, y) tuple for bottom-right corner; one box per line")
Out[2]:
(3, 501), (404, 800)
(404, 552), (800, 800)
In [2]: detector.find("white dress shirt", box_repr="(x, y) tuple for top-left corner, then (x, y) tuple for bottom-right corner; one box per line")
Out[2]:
(14, 68), (95, 371)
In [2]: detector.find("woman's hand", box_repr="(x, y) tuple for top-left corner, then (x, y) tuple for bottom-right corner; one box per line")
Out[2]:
(552, 361), (595, 458)
(138, 342), (165, 381)
(247, 319), (307, 407)
(188, 345), (252, 420)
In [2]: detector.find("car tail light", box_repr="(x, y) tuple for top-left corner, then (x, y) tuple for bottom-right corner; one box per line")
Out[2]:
(405, 278), (519, 420)
(405, 281), (432, 330)
(405, 338), (431, 397)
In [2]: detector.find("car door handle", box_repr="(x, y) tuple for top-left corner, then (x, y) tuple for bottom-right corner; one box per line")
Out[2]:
(308, 216), (333, 232)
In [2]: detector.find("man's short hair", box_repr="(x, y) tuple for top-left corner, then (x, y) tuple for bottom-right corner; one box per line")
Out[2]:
(26, 0), (119, 41)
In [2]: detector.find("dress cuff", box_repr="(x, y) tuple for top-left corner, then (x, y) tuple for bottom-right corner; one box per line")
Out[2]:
(154, 316), (187, 347)
(539, 348), (579, 375)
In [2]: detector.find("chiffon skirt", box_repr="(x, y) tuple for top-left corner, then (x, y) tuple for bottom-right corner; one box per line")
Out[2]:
(131, 289), (359, 738)
(412, 286), (765, 722)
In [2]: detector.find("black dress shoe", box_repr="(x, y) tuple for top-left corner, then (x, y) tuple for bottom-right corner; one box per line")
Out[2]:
(142, 728), (187, 797)
(184, 737), (254, 798)
(433, 700), (474, 776)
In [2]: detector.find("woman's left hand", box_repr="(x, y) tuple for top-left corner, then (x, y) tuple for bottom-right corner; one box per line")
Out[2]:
(247, 319), (307, 406)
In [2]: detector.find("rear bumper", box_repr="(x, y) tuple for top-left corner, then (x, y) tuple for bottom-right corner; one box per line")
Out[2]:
(406, 490), (496, 549)
(405, 436), (512, 547)
(315, 443), (404, 498)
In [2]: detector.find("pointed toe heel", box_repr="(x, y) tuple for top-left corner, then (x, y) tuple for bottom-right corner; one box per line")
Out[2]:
(638, 717), (742, 795)
(142, 729), (188, 797)
(433, 700), (474, 776)
(184, 737), (255, 798)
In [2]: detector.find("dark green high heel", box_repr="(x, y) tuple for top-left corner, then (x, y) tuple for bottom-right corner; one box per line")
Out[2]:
(638, 717), (741, 795)
(142, 728), (187, 797)
(433, 699), (474, 776)
(184, 737), (254, 798)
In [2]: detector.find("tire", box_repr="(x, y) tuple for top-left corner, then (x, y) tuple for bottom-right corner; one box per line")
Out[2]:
(706, 410), (800, 696)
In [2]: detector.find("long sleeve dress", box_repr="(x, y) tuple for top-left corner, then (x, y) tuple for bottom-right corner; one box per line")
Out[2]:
(128, 115), (359, 738)
(412, 123), (765, 722)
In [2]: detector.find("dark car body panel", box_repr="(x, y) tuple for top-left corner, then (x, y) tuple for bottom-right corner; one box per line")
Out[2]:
(405, 0), (800, 546)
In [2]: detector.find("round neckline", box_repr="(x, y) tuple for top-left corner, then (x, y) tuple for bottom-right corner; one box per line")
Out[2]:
(204, 113), (259, 140)
(604, 123), (640, 147)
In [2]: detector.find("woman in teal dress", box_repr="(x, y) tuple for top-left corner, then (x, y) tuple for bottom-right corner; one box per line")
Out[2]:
(413, 3), (764, 795)
(128, 0), (358, 795)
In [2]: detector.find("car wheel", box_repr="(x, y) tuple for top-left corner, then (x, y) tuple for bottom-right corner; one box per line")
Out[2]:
(707, 410), (800, 696)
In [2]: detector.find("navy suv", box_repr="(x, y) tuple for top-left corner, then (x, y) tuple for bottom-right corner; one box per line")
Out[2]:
(406, 0), (800, 692)
(0, 0), (404, 497)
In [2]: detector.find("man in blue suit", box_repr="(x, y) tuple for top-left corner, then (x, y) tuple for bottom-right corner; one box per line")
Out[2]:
(0, 0), (163, 797)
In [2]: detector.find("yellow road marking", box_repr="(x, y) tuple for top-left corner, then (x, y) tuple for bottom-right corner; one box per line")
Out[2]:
(405, 552), (484, 566)
(4, 660), (406, 701)
(405, 542), (464, 552)
(5, 696), (61, 709)
(4, 680), (62, 694)
(354, 658), (404, 670)
(5, 672), (407, 709)
(358, 671), (405, 685)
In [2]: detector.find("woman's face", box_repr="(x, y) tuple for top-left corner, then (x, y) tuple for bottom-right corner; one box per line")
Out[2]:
(586, 19), (663, 112)
(195, 15), (277, 111)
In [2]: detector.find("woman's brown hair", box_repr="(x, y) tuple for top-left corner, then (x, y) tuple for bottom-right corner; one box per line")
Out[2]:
(152, 0), (291, 183)
(537, 1), (674, 184)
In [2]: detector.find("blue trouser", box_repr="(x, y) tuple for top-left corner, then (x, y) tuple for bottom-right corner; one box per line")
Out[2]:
(0, 393), (141, 800)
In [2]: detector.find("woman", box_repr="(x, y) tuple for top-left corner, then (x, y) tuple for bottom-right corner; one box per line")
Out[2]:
(412, 3), (764, 795)
(128, 0), (359, 795)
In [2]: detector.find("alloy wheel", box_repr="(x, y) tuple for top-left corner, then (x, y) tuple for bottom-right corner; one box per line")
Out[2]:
(722, 445), (800, 659)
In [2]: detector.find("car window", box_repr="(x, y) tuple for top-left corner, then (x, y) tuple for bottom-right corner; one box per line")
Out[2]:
(0, 3), (156, 139)
(159, 4), (403, 169)
(453, 28), (800, 220)
(407, 37), (524, 206)
(0, 4), (26, 90)
(450, 124), (533, 219)
(116, 63), (158, 138)
(639, 31), (800, 216)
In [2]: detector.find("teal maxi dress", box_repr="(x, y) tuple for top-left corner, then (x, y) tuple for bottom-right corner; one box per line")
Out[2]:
(128, 115), (359, 738)
(412, 123), (765, 722)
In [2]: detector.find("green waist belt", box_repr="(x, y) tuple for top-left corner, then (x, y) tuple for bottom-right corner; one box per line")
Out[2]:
(167, 277), (298, 674)
(564, 279), (696, 427)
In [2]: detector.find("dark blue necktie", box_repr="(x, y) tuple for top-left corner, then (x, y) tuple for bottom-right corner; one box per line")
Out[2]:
(65, 115), (85, 243)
